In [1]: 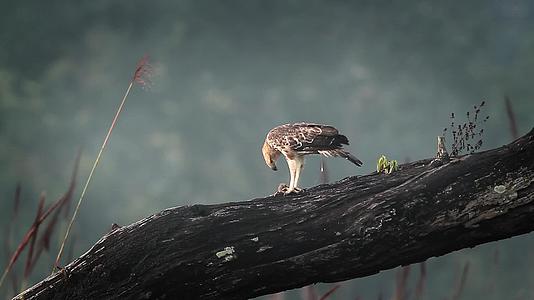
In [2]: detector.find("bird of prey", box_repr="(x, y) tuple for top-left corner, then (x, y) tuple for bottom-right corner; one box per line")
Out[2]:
(262, 122), (362, 194)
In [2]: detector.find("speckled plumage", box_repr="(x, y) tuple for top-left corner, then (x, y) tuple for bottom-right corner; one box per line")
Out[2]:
(262, 122), (362, 194)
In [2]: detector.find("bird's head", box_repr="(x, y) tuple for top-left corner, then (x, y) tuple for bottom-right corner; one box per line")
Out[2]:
(262, 141), (280, 171)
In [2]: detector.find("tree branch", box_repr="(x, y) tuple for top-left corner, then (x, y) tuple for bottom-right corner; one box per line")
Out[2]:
(15, 128), (534, 300)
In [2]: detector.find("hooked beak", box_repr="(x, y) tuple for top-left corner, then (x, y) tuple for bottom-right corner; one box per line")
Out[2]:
(271, 164), (278, 171)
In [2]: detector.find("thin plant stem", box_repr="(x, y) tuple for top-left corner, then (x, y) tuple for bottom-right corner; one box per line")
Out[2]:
(505, 96), (518, 140)
(0, 180), (75, 289)
(53, 81), (134, 272)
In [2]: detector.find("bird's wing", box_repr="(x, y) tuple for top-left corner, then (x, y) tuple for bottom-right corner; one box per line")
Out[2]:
(266, 123), (362, 165)
(267, 123), (346, 153)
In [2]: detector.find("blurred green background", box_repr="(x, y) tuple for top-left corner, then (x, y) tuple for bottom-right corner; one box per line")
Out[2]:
(1, 1), (533, 299)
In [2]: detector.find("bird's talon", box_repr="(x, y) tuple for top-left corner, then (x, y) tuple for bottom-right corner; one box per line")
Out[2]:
(283, 187), (303, 195)
(277, 183), (289, 194)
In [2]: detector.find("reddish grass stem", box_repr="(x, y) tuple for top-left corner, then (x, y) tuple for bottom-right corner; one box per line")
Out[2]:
(451, 262), (470, 300)
(0, 189), (70, 288)
(319, 284), (341, 300)
(0, 152), (80, 295)
(414, 262), (427, 300)
(3, 184), (21, 294)
(23, 193), (45, 279)
(393, 265), (411, 300)
(302, 285), (318, 300)
(504, 96), (518, 140)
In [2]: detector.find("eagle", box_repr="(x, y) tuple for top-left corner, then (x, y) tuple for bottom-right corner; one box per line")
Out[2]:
(262, 122), (362, 194)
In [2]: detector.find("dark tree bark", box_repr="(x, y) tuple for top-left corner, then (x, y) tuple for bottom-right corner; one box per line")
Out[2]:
(15, 129), (534, 300)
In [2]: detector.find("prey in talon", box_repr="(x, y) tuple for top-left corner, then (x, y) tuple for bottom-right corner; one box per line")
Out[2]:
(276, 183), (302, 195)
(262, 122), (363, 195)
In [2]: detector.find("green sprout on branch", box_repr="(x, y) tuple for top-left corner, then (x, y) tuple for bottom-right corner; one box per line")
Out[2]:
(377, 155), (398, 174)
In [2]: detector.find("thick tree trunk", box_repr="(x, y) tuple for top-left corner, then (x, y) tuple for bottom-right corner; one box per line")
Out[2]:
(15, 129), (534, 300)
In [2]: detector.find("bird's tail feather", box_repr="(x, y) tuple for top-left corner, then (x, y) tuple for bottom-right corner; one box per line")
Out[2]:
(318, 149), (363, 166)
(342, 151), (363, 166)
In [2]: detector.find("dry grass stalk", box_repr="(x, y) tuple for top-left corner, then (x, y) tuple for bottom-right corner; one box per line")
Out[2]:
(53, 55), (152, 271)
(504, 97), (518, 139)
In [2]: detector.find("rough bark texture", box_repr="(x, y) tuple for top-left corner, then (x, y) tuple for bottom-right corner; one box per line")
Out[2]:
(16, 129), (534, 300)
